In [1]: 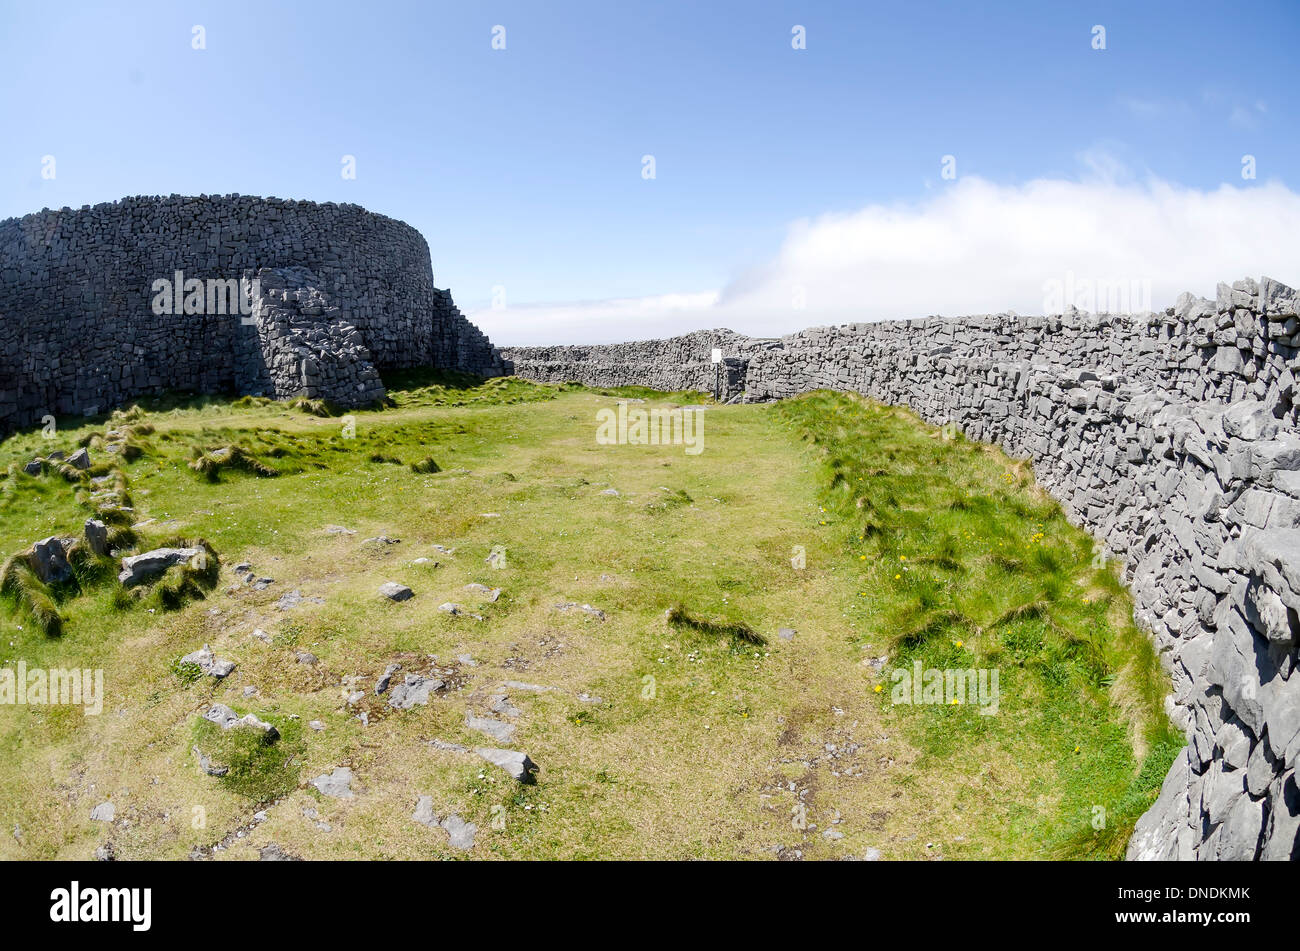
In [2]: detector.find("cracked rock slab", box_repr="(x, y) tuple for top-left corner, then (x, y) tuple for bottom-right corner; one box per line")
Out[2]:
(310, 767), (356, 799)
(118, 547), (203, 587)
(387, 673), (443, 710)
(466, 712), (515, 743)
(412, 796), (477, 850)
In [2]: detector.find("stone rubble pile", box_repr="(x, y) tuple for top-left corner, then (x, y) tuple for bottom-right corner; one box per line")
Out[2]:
(235, 266), (386, 407)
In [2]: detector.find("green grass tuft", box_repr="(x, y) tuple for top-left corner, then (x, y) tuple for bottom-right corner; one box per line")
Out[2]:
(189, 445), (280, 482)
(289, 397), (339, 417)
(0, 556), (63, 636)
(775, 390), (1175, 857)
(145, 539), (220, 611)
(190, 715), (305, 803)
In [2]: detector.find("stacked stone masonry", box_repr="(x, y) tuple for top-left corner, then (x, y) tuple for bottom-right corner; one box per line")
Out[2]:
(0, 195), (504, 433)
(503, 276), (1300, 861)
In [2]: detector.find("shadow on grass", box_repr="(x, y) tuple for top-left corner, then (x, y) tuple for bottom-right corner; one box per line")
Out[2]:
(381, 367), (488, 393)
(666, 603), (767, 646)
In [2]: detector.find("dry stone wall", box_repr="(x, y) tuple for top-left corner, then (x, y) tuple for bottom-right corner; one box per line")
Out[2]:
(503, 329), (764, 400)
(0, 195), (504, 432)
(504, 276), (1300, 861)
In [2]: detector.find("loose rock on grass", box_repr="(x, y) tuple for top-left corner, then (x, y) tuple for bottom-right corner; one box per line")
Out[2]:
(181, 646), (237, 680)
(378, 581), (414, 602)
(310, 767), (356, 799)
(475, 748), (538, 783)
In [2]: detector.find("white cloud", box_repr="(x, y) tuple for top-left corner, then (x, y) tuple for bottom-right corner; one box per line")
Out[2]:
(1118, 95), (1191, 119)
(1229, 100), (1268, 130)
(474, 174), (1300, 346)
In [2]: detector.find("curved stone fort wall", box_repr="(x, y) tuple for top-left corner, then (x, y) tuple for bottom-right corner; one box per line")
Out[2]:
(0, 195), (503, 432)
(503, 275), (1300, 861)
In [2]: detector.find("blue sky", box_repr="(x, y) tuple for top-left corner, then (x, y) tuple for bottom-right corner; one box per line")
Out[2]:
(2, 0), (1297, 342)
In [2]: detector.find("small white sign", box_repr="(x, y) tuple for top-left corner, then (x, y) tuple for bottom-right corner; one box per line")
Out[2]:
(710, 348), (722, 364)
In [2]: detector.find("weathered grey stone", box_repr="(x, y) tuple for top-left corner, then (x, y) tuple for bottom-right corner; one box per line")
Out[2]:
(1260, 771), (1299, 860)
(202, 703), (278, 741)
(275, 589), (323, 610)
(428, 738), (469, 754)
(1215, 717), (1252, 770)
(89, 802), (115, 823)
(1246, 740), (1274, 797)
(387, 673), (442, 710)
(181, 645), (236, 679)
(258, 843), (299, 861)
(412, 795), (438, 827)
(1127, 748), (1190, 861)
(475, 747), (538, 783)
(28, 536), (73, 584)
(553, 601), (606, 620)
(440, 814), (477, 850)
(310, 766), (356, 799)
(118, 547), (202, 586)
(193, 746), (228, 777)
(375, 663), (401, 695)
(465, 712), (515, 743)
(463, 583), (501, 602)
(83, 518), (109, 557)
(1217, 793), (1264, 860)
(378, 581), (414, 602)
(504, 680), (555, 693)
(412, 796), (476, 850)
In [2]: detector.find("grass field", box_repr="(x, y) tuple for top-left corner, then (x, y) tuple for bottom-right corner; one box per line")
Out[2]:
(0, 373), (1178, 860)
